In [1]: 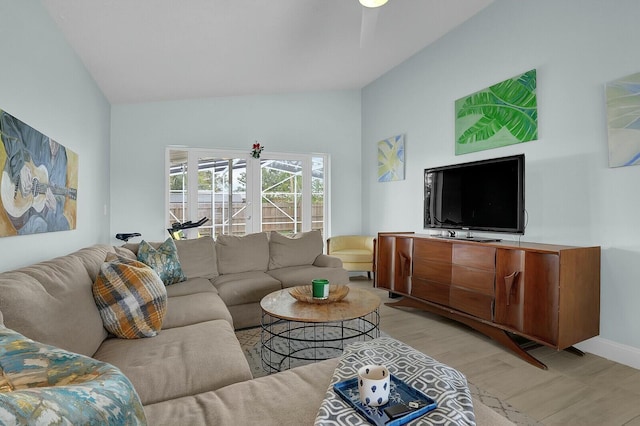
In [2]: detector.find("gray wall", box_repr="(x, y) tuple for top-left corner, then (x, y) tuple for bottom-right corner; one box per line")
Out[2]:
(0, 1), (111, 271)
(110, 91), (362, 243)
(362, 0), (640, 365)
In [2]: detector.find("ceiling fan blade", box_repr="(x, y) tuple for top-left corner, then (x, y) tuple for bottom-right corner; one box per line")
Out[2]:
(360, 6), (380, 48)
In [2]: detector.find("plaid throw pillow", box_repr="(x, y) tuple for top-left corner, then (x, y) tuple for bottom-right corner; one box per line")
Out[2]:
(93, 254), (167, 339)
(137, 238), (186, 285)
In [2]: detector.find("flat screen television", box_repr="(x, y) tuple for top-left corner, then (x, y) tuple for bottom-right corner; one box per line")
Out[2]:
(424, 154), (525, 236)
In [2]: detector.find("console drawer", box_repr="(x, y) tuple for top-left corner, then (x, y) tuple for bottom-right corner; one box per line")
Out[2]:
(414, 239), (451, 263)
(413, 259), (451, 283)
(452, 244), (495, 270)
(450, 286), (493, 321)
(451, 265), (495, 295)
(411, 278), (449, 305)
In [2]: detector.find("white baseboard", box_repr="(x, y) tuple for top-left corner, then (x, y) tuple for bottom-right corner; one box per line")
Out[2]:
(575, 337), (640, 370)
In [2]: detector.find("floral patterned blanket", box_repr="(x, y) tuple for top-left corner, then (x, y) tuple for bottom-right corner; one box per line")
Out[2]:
(0, 327), (146, 425)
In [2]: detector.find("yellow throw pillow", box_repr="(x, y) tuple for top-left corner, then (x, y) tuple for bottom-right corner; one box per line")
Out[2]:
(93, 253), (167, 339)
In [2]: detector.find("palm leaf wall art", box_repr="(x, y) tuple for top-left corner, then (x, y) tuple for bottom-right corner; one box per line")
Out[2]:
(605, 71), (640, 167)
(455, 69), (538, 155)
(377, 134), (405, 182)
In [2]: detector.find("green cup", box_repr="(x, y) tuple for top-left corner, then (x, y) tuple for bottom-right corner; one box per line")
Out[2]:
(312, 279), (330, 299)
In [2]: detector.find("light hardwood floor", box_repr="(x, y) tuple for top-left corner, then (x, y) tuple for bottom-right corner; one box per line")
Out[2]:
(348, 277), (640, 425)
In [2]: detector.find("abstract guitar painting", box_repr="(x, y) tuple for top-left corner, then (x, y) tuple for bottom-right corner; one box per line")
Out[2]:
(0, 109), (78, 238)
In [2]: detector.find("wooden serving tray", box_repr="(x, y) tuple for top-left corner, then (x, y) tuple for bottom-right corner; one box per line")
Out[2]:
(289, 284), (349, 304)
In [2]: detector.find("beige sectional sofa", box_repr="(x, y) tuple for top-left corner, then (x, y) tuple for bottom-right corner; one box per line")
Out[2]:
(0, 231), (347, 425)
(178, 230), (348, 329)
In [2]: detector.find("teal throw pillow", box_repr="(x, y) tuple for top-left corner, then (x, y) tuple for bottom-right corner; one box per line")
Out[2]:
(137, 238), (186, 285)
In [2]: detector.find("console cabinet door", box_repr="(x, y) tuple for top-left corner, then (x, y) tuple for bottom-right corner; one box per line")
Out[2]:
(411, 240), (451, 305)
(496, 249), (559, 345)
(495, 249), (525, 331)
(374, 234), (412, 295)
(523, 252), (559, 345)
(375, 235), (394, 290)
(393, 237), (413, 294)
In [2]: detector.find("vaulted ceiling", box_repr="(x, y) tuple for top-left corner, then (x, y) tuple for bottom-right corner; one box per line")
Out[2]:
(42, 0), (493, 104)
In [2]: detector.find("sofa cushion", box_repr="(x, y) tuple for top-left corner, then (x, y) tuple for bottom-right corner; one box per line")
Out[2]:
(137, 238), (186, 285)
(113, 245), (137, 260)
(227, 303), (264, 330)
(174, 237), (219, 279)
(164, 277), (218, 297)
(70, 244), (117, 282)
(0, 327), (146, 425)
(163, 291), (233, 329)
(93, 320), (252, 405)
(268, 230), (323, 270)
(121, 242), (150, 255)
(313, 253), (344, 268)
(143, 358), (339, 426)
(0, 255), (107, 357)
(122, 238), (218, 279)
(92, 254), (167, 339)
(267, 265), (350, 289)
(216, 232), (269, 274)
(212, 271), (282, 306)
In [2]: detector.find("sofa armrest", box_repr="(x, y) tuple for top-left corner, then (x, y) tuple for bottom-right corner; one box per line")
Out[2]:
(313, 254), (343, 268)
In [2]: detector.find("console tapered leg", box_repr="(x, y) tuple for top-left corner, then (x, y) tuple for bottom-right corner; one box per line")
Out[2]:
(385, 297), (548, 370)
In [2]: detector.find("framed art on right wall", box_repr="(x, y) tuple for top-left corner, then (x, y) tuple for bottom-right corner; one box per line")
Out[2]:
(605, 71), (640, 168)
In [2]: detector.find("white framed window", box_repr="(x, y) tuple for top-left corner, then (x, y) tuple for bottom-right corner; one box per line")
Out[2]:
(166, 148), (329, 239)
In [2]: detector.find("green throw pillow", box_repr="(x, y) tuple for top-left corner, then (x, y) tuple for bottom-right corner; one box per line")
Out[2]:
(137, 238), (186, 285)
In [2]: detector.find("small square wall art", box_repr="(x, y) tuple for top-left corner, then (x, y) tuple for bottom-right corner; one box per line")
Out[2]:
(455, 69), (538, 155)
(605, 71), (640, 167)
(377, 134), (405, 182)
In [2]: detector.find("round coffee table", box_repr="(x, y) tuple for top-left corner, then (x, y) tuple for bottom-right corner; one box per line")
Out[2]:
(260, 287), (381, 373)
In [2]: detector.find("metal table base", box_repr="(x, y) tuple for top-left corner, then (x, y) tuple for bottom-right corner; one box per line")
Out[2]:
(260, 309), (380, 373)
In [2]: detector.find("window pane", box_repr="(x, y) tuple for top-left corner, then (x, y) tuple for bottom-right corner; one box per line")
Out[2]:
(168, 150), (189, 237)
(261, 159), (302, 235)
(198, 156), (247, 238)
(312, 156), (324, 236)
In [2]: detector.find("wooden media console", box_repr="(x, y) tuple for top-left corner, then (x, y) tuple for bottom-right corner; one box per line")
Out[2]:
(375, 232), (601, 369)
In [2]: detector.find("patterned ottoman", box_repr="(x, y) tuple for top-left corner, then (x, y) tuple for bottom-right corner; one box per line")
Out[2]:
(315, 336), (475, 425)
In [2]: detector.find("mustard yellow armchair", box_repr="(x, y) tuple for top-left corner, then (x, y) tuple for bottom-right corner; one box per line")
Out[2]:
(327, 235), (376, 279)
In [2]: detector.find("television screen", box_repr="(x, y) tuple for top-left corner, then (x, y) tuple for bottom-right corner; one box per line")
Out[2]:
(424, 154), (525, 235)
